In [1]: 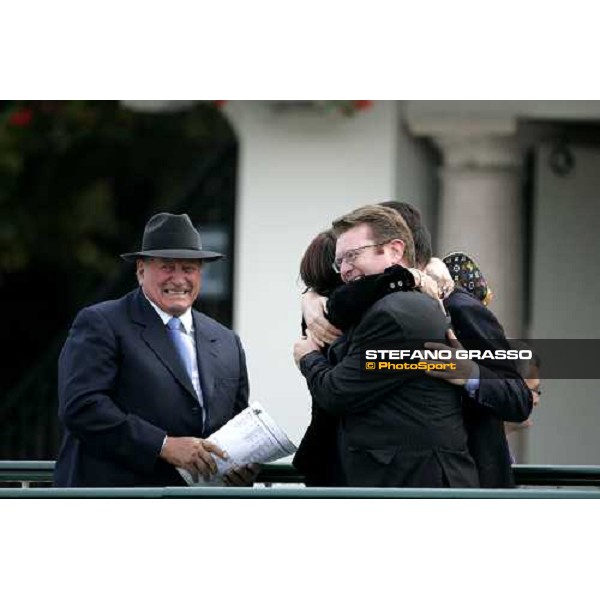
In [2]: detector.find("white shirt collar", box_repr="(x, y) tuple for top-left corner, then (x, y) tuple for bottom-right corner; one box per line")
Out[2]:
(144, 293), (194, 334)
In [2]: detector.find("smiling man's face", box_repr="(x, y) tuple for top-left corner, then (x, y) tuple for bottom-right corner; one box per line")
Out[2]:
(335, 223), (405, 283)
(137, 258), (202, 316)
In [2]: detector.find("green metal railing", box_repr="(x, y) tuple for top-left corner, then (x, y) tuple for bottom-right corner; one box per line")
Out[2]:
(0, 461), (304, 487)
(1, 461), (600, 498)
(2, 487), (600, 498)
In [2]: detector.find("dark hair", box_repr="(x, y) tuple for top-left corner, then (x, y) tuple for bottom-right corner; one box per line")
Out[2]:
(510, 340), (541, 378)
(332, 205), (416, 268)
(379, 201), (432, 268)
(299, 229), (342, 297)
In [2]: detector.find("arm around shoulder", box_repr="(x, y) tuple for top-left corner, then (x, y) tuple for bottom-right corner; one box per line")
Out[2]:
(299, 306), (405, 416)
(448, 296), (533, 421)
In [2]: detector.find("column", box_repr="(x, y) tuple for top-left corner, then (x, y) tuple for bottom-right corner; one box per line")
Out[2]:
(408, 116), (525, 338)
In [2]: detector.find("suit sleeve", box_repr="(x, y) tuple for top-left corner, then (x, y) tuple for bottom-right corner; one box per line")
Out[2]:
(449, 299), (533, 422)
(58, 306), (167, 474)
(299, 307), (407, 416)
(233, 333), (250, 416)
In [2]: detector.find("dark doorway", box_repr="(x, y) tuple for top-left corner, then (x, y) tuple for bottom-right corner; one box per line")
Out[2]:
(0, 100), (238, 459)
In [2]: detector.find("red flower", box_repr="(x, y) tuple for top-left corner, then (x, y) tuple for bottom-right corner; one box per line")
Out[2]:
(213, 100), (227, 108)
(8, 107), (34, 127)
(353, 100), (374, 111)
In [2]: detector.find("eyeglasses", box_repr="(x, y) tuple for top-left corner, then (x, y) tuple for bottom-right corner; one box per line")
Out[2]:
(332, 241), (391, 273)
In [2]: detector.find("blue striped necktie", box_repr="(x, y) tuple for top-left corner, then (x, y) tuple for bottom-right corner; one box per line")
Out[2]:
(167, 316), (206, 430)
(167, 317), (194, 380)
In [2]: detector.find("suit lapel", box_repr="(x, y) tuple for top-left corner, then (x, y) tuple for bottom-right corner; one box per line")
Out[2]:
(130, 289), (198, 400)
(192, 311), (219, 412)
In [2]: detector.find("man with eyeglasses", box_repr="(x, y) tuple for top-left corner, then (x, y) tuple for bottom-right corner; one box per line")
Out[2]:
(293, 205), (479, 488)
(298, 201), (534, 488)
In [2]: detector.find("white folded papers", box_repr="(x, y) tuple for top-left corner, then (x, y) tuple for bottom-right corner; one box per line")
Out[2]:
(177, 402), (296, 486)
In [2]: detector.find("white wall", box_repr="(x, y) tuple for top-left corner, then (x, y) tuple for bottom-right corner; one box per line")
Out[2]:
(527, 144), (600, 464)
(225, 101), (400, 444)
(395, 102), (439, 239)
(406, 100), (600, 122)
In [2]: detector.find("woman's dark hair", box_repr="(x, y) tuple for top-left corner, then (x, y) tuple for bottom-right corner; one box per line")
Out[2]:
(299, 229), (342, 297)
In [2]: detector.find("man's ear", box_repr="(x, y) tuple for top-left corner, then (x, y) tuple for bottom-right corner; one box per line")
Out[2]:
(389, 239), (405, 264)
(136, 259), (145, 286)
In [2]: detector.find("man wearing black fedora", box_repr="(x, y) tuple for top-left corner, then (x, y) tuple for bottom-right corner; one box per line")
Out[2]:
(54, 212), (255, 487)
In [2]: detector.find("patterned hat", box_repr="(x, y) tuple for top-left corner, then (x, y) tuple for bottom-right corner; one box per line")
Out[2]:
(442, 252), (493, 305)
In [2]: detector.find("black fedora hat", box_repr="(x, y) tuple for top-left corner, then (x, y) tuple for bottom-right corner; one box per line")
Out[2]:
(121, 212), (224, 262)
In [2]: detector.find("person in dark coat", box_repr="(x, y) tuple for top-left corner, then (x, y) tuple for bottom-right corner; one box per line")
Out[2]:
(439, 288), (532, 486)
(294, 206), (479, 488)
(54, 212), (255, 487)
(301, 201), (532, 488)
(292, 230), (345, 486)
(293, 231), (418, 486)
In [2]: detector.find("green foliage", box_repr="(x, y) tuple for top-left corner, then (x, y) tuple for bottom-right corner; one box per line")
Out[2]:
(0, 100), (231, 278)
(0, 100), (235, 399)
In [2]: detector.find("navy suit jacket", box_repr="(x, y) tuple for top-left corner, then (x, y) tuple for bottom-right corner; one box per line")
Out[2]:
(444, 289), (532, 487)
(301, 291), (479, 488)
(54, 288), (249, 487)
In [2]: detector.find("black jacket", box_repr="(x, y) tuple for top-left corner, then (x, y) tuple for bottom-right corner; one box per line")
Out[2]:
(444, 288), (532, 487)
(293, 266), (415, 486)
(54, 288), (249, 487)
(295, 268), (532, 488)
(300, 290), (479, 488)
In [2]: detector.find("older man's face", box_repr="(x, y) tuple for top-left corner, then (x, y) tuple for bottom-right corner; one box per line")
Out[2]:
(137, 258), (203, 316)
(335, 223), (404, 283)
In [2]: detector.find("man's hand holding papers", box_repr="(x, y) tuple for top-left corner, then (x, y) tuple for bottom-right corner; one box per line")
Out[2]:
(177, 402), (296, 486)
(222, 463), (261, 486)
